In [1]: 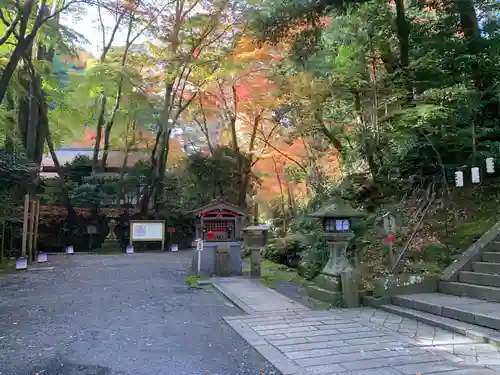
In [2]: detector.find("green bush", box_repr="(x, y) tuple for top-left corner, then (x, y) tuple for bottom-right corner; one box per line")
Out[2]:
(261, 233), (309, 266)
(297, 240), (329, 280)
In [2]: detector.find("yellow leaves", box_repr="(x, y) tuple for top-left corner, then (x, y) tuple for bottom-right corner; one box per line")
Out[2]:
(231, 37), (273, 63)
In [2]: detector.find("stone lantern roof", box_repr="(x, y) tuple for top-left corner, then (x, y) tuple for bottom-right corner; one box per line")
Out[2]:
(309, 201), (365, 219)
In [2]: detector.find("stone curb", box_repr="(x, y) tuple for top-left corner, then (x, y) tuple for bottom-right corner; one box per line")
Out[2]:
(223, 317), (309, 375)
(211, 282), (256, 314)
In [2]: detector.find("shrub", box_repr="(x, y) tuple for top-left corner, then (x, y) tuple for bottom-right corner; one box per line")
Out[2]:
(262, 233), (309, 267)
(297, 240), (329, 280)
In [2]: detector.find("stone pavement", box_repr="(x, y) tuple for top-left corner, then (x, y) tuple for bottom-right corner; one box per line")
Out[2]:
(213, 278), (500, 375)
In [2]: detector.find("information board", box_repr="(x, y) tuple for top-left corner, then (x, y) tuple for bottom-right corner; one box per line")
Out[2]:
(130, 220), (165, 249)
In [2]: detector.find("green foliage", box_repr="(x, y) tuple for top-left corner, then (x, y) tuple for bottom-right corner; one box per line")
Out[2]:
(182, 146), (255, 207)
(0, 145), (37, 192)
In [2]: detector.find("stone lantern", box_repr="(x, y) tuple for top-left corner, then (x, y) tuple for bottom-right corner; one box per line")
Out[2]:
(307, 201), (364, 306)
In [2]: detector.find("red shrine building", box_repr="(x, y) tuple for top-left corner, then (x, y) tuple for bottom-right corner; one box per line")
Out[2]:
(185, 198), (247, 242)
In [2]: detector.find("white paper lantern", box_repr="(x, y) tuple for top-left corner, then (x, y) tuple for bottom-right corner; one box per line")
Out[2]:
(471, 167), (480, 184)
(65, 246), (74, 254)
(37, 252), (48, 263)
(16, 257), (27, 270)
(126, 245), (134, 254)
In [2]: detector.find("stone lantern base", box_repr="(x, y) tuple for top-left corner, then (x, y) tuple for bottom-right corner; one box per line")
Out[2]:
(306, 275), (341, 304)
(306, 232), (354, 306)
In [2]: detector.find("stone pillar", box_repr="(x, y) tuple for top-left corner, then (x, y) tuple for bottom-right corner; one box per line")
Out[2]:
(340, 267), (359, 308)
(250, 248), (261, 277)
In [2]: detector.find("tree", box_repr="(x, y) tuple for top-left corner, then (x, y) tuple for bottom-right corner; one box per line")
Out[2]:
(138, 0), (248, 213)
(188, 36), (284, 207)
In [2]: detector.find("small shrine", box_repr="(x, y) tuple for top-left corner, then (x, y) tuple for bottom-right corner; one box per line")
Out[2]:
(185, 198), (247, 241)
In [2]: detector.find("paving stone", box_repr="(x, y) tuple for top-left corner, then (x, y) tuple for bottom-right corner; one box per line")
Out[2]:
(370, 347), (429, 358)
(269, 337), (310, 346)
(335, 341), (410, 354)
(341, 354), (448, 371)
(285, 348), (339, 360)
(303, 317), (338, 322)
(305, 334), (343, 343)
(314, 331), (384, 341)
(344, 336), (401, 346)
(327, 369), (405, 375)
(303, 363), (345, 374)
(288, 322), (325, 328)
(278, 340), (348, 353)
(394, 361), (465, 374)
(431, 370), (498, 375)
(320, 323), (361, 330)
(264, 334), (288, 340)
(319, 319), (356, 325)
(258, 326), (318, 336)
(285, 329), (340, 338)
(336, 326), (372, 333)
(253, 323), (291, 331)
(295, 351), (380, 367)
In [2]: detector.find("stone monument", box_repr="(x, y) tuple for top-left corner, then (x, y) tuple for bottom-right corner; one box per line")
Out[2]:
(306, 201), (364, 307)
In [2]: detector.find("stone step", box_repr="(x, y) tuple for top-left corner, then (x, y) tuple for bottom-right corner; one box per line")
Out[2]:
(482, 252), (500, 263)
(472, 261), (500, 274)
(484, 241), (500, 252)
(459, 271), (500, 287)
(379, 304), (500, 346)
(391, 293), (500, 331)
(440, 281), (500, 303)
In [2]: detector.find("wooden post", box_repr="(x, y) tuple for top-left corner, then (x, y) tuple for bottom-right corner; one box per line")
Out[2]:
(27, 198), (36, 263)
(32, 199), (40, 260)
(21, 194), (30, 258)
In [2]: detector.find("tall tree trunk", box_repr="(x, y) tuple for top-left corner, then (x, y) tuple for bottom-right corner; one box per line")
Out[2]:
(100, 14), (134, 169)
(92, 94), (107, 172)
(237, 113), (260, 207)
(272, 157), (287, 234)
(117, 116), (136, 207)
(0, 40), (27, 105)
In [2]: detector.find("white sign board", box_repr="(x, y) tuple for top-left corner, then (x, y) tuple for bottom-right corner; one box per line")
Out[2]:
(383, 214), (396, 234)
(196, 239), (203, 252)
(130, 221), (165, 241)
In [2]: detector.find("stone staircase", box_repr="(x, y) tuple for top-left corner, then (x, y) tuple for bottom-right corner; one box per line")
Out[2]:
(439, 241), (500, 303)
(379, 232), (500, 341)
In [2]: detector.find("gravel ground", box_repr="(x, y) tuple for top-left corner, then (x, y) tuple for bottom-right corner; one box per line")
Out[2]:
(0, 252), (281, 375)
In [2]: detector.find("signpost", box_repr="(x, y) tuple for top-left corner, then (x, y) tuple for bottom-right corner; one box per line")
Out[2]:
(87, 225), (97, 253)
(130, 220), (165, 251)
(196, 239), (203, 276)
(382, 212), (397, 269)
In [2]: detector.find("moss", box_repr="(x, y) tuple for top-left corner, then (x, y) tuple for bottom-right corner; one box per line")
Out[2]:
(185, 275), (209, 288)
(0, 259), (15, 274)
(447, 216), (496, 250)
(242, 257), (314, 290)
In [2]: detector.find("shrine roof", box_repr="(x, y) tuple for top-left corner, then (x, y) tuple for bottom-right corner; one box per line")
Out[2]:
(184, 198), (247, 217)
